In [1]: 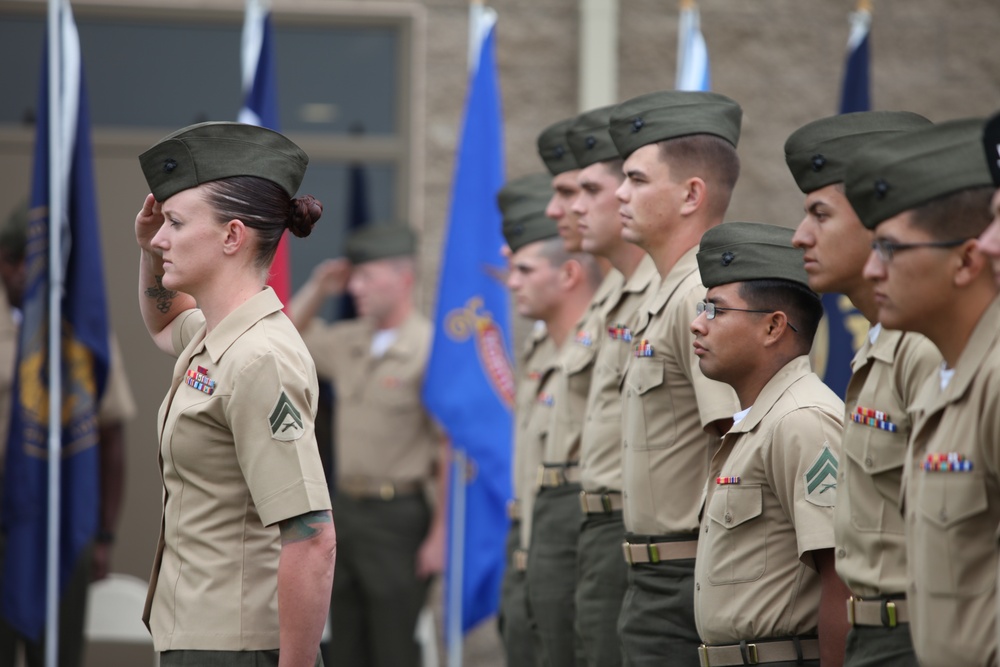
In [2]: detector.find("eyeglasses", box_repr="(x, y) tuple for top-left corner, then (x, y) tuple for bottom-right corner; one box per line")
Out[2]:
(870, 237), (970, 263)
(696, 300), (799, 333)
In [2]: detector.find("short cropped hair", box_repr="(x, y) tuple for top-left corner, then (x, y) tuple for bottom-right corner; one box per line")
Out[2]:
(907, 185), (994, 242)
(738, 278), (824, 352)
(658, 134), (741, 218)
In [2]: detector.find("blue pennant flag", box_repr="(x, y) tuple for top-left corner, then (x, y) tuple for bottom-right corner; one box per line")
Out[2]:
(819, 3), (873, 397)
(422, 6), (512, 638)
(676, 1), (711, 92)
(1, 2), (110, 640)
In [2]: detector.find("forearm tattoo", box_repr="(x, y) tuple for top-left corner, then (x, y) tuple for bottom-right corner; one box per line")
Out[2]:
(145, 275), (177, 313)
(279, 510), (333, 545)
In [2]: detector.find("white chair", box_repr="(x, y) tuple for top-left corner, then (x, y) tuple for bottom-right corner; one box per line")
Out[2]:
(84, 572), (157, 665)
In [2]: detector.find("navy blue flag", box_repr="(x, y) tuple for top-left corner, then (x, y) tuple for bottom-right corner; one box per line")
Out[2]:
(238, 0), (291, 305)
(818, 3), (872, 397)
(1, 5), (110, 640)
(422, 7), (512, 636)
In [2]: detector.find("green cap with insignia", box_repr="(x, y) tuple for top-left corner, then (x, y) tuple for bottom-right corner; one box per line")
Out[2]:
(537, 118), (580, 175)
(981, 111), (1000, 186)
(697, 222), (811, 290)
(609, 90), (742, 159)
(567, 105), (619, 168)
(784, 111), (932, 194)
(345, 224), (417, 264)
(139, 121), (309, 203)
(845, 118), (994, 229)
(498, 174), (558, 252)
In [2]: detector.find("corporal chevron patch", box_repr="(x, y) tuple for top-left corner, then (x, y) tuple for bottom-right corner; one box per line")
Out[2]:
(268, 390), (304, 441)
(804, 445), (838, 507)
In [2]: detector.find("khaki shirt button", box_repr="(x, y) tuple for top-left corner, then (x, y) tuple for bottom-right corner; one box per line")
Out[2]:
(696, 583), (700, 591)
(623, 491), (628, 499)
(910, 582), (917, 593)
(704, 523), (709, 533)
(724, 512), (732, 524)
(939, 509), (948, 522)
(624, 440), (628, 448)
(627, 390), (633, 398)
(637, 384), (643, 391)
(865, 456), (873, 468)
(837, 548), (846, 558)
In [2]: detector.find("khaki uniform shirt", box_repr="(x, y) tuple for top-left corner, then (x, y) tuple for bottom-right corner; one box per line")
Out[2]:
(904, 296), (1000, 667)
(835, 326), (939, 597)
(145, 288), (332, 651)
(513, 326), (559, 549)
(301, 310), (440, 484)
(620, 247), (739, 535)
(580, 254), (659, 493)
(543, 270), (622, 466)
(694, 356), (843, 644)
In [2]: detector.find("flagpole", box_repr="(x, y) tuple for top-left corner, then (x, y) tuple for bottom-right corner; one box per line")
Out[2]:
(447, 450), (467, 667)
(44, 0), (65, 665)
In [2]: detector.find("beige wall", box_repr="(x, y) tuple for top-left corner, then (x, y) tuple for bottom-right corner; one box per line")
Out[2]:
(0, 0), (998, 664)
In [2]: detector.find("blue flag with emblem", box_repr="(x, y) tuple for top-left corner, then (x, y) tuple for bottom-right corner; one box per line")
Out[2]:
(817, 0), (873, 397)
(422, 5), (512, 641)
(0, 1), (109, 640)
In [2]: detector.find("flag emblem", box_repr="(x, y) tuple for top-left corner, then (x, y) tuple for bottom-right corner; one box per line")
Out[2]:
(268, 390), (303, 441)
(804, 445), (838, 506)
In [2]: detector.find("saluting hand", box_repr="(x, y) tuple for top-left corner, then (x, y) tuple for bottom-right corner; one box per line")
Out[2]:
(135, 193), (165, 253)
(310, 258), (352, 296)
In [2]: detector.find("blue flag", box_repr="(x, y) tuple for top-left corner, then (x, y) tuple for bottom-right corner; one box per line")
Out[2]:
(817, 4), (873, 397)
(676, 1), (711, 92)
(422, 7), (512, 636)
(238, 0), (291, 305)
(1, 3), (109, 640)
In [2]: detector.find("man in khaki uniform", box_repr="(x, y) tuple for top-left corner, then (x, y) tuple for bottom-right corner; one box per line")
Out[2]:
(496, 173), (560, 667)
(519, 119), (607, 667)
(784, 111), (939, 666)
(607, 90), (741, 667)
(0, 203), (137, 667)
(691, 222), (849, 667)
(565, 104), (659, 667)
(844, 118), (998, 667)
(290, 225), (446, 667)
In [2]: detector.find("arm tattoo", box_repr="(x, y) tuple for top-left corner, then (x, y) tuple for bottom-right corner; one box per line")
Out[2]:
(144, 275), (177, 313)
(279, 510), (333, 545)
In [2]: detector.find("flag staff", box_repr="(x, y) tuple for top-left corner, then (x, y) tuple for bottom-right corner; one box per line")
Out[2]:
(44, 1), (66, 665)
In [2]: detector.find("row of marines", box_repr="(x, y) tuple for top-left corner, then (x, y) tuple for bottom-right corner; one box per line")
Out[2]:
(496, 89), (1000, 667)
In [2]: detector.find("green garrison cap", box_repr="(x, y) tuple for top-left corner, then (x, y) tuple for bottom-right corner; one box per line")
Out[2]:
(845, 118), (994, 230)
(697, 222), (810, 289)
(784, 111), (932, 194)
(982, 111), (1000, 186)
(537, 118), (580, 175)
(139, 121), (309, 203)
(567, 105), (619, 168)
(609, 90), (742, 158)
(498, 175), (558, 252)
(345, 224), (417, 264)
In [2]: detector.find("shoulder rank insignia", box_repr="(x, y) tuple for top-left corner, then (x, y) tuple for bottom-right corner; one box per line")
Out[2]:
(804, 445), (838, 507)
(268, 390), (304, 442)
(186, 366), (216, 395)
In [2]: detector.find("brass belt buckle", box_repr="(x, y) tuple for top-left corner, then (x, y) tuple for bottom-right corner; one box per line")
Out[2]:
(601, 494), (613, 512)
(746, 643), (758, 664)
(622, 542), (633, 565)
(697, 644), (710, 667)
(647, 543), (660, 564)
(846, 596), (857, 625)
(379, 482), (395, 501)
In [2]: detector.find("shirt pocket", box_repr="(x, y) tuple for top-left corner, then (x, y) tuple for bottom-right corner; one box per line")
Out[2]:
(622, 358), (667, 451)
(918, 471), (994, 596)
(842, 422), (906, 531)
(706, 484), (765, 585)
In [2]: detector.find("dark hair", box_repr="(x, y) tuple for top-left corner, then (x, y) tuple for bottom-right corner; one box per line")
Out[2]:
(907, 185), (994, 242)
(202, 176), (323, 269)
(737, 278), (823, 350)
(658, 134), (740, 218)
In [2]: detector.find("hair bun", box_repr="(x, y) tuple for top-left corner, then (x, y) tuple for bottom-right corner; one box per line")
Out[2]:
(288, 195), (323, 238)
